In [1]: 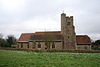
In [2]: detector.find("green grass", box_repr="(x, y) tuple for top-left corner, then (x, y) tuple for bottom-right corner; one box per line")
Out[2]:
(0, 50), (100, 67)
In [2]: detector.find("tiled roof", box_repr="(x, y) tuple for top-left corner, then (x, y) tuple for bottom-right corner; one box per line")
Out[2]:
(30, 34), (63, 41)
(18, 33), (34, 42)
(76, 35), (91, 45)
(35, 31), (61, 34)
(18, 32), (63, 42)
(18, 32), (91, 45)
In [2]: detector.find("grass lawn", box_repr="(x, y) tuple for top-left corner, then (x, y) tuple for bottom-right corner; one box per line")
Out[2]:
(0, 50), (100, 67)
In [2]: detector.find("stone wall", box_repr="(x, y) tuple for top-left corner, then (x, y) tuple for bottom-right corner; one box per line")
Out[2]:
(77, 45), (91, 50)
(17, 42), (29, 49)
(61, 13), (76, 50)
(17, 41), (63, 50)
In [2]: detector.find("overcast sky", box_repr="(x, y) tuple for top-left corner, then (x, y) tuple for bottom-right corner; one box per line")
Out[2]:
(0, 0), (100, 40)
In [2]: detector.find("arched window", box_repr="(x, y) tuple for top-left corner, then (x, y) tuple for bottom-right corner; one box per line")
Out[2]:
(52, 42), (55, 48)
(21, 43), (23, 48)
(38, 42), (41, 48)
(68, 36), (69, 39)
(27, 44), (29, 48)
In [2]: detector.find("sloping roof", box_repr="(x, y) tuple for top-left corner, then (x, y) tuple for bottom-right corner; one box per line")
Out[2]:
(35, 31), (61, 34)
(18, 31), (63, 42)
(30, 34), (63, 41)
(76, 35), (91, 45)
(18, 33), (34, 42)
(18, 32), (91, 45)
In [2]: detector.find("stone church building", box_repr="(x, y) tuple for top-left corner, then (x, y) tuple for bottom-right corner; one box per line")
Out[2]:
(17, 13), (91, 50)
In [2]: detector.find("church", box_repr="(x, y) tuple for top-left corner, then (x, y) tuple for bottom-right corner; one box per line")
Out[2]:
(17, 13), (91, 50)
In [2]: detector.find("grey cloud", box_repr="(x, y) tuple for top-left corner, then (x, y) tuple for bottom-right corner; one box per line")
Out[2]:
(0, 0), (100, 40)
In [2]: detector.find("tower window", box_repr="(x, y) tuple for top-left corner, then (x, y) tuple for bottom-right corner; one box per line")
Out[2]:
(67, 22), (70, 25)
(68, 36), (69, 39)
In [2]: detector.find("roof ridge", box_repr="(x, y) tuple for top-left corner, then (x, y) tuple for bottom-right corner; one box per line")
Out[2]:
(21, 33), (34, 34)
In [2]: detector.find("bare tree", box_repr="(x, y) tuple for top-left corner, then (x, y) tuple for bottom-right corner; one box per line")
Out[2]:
(0, 33), (3, 39)
(6, 35), (17, 47)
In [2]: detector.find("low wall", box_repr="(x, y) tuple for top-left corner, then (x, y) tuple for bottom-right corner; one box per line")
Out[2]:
(0, 48), (100, 53)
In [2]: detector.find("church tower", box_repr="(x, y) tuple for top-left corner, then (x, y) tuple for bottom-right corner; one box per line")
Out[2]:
(61, 13), (77, 50)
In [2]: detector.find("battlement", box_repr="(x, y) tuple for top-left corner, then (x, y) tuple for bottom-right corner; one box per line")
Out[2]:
(66, 16), (73, 19)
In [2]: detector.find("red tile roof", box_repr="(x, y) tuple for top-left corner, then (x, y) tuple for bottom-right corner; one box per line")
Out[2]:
(18, 33), (34, 42)
(18, 32), (63, 42)
(76, 35), (91, 45)
(30, 34), (63, 41)
(18, 32), (91, 45)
